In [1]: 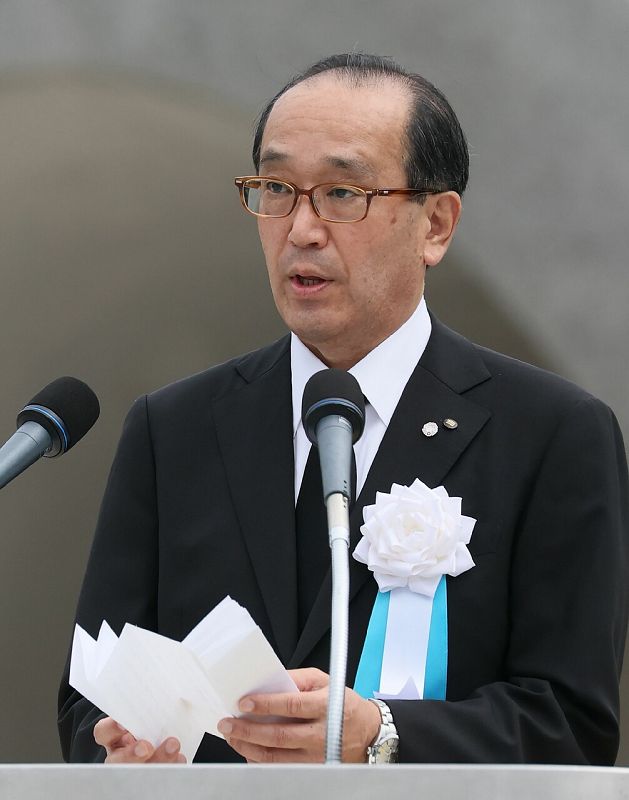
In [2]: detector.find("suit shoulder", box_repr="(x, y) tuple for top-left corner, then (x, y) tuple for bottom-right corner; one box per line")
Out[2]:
(468, 341), (619, 437)
(142, 335), (290, 414)
(427, 318), (623, 460)
(427, 316), (604, 413)
(475, 342), (584, 393)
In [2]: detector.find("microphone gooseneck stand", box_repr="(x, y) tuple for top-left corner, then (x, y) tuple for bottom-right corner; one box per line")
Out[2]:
(324, 489), (352, 763)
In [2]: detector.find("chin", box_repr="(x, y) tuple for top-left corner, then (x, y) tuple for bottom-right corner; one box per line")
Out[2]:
(286, 312), (337, 340)
(292, 321), (344, 348)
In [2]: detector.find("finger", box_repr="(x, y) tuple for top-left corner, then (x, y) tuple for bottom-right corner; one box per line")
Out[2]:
(288, 668), (329, 692)
(218, 717), (322, 752)
(94, 717), (130, 749)
(148, 737), (184, 763)
(239, 686), (328, 719)
(227, 737), (320, 764)
(104, 739), (155, 764)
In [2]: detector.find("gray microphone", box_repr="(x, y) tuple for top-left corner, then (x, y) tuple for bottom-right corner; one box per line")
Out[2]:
(0, 377), (100, 490)
(302, 368), (365, 765)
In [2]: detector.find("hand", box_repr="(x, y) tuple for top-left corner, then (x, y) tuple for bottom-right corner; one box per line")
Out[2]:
(217, 668), (381, 763)
(93, 717), (186, 764)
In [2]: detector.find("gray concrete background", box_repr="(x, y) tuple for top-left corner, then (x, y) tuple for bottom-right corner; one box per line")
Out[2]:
(0, 1), (627, 763)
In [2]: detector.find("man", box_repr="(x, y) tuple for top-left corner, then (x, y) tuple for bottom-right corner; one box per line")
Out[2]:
(58, 53), (628, 764)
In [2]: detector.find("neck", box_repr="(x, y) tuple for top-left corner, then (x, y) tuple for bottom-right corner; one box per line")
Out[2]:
(302, 342), (368, 371)
(299, 301), (424, 370)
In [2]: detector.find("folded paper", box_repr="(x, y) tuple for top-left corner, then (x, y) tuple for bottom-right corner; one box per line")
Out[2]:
(69, 596), (297, 763)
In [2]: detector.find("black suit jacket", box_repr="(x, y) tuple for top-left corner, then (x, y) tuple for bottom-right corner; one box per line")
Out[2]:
(58, 317), (629, 764)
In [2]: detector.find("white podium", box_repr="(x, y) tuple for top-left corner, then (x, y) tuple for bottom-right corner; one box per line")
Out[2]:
(1, 764), (628, 800)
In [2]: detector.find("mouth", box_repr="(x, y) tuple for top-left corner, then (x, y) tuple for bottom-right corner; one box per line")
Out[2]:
(289, 273), (330, 294)
(295, 275), (326, 286)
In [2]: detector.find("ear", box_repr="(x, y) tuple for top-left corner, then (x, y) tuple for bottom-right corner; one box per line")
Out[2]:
(423, 191), (462, 267)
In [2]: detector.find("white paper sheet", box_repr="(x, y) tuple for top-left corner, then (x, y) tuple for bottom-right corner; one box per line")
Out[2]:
(69, 596), (297, 762)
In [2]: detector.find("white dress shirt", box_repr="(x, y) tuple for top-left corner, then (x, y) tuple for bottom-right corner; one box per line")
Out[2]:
(290, 297), (432, 503)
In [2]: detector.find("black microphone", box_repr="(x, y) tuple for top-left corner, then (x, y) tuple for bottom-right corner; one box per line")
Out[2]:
(302, 368), (365, 502)
(0, 377), (100, 490)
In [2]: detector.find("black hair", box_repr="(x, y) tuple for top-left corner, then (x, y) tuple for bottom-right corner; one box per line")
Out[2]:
(252, 53), (469, 196)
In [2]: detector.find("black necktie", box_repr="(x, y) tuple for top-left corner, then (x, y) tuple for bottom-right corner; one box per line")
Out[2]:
(295, 444), (358, 632)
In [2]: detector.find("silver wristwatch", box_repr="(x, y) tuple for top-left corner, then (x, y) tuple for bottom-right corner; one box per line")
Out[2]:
(366, 698), (399, 764)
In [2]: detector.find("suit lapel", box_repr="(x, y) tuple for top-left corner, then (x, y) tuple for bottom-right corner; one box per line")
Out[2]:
(212, 337), (299, 665)
(289, 318), (492, 667)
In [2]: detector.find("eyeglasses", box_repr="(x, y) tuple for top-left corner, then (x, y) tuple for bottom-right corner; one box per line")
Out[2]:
(234, 176), (441, 223)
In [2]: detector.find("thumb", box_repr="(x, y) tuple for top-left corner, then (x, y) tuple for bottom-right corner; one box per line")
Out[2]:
(289, 668), (330, 692)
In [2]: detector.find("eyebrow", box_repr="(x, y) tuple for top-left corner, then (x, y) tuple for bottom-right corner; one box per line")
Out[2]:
(258, 149), (287, 168)
(258, 150), (377, 181)
(324, 155), (377, 180)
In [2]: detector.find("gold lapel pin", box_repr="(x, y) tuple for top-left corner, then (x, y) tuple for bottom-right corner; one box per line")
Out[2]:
(443, 418), (458, 430)
(422, 421), (439, 437)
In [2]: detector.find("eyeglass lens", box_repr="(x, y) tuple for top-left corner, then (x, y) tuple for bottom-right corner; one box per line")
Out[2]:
(242, 179), (367, 222)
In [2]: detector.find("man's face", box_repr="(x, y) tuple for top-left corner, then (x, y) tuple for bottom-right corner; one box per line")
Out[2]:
(257, 75), (434, 368)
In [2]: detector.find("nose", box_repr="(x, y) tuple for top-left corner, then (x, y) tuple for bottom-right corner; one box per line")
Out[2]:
(287, 195), (329, 248)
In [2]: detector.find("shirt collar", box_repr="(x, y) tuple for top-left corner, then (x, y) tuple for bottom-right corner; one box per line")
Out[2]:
(291, 297), (432, 436)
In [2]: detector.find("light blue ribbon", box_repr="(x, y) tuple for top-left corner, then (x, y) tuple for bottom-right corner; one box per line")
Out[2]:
(353, 576), (448, 700)
(353, 590), (390, 698)
(423, 576), (448, 700)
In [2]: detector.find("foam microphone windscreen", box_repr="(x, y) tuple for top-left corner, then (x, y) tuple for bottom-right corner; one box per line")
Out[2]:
(16, 376), (100, 452)
(302, 368), (365, 445)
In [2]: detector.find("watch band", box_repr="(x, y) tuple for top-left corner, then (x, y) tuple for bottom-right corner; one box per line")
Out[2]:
(366, 698), (399, 764)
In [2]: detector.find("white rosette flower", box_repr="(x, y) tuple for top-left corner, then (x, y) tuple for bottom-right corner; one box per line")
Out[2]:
(353, 478), (476, 597)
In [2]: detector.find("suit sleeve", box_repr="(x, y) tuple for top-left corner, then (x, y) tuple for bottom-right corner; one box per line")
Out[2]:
(57, 396), (158, 762)
(389, 396), (629, 764)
